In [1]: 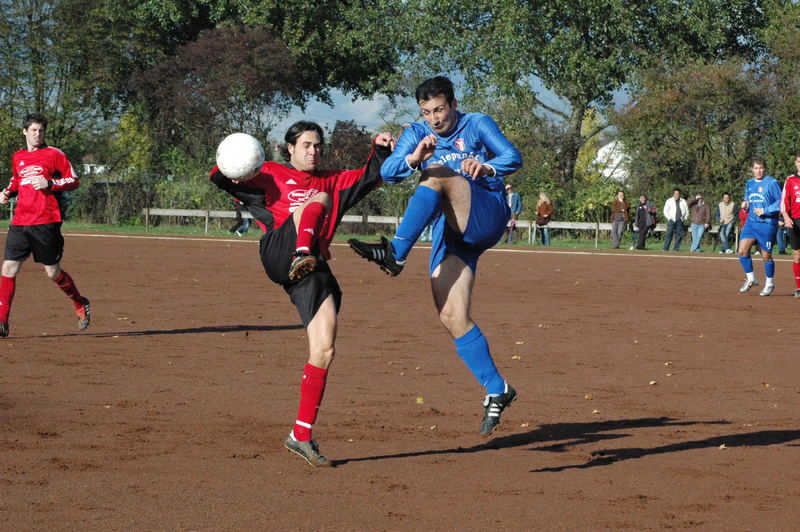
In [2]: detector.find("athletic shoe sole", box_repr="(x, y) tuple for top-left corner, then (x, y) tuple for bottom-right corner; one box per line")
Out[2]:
(283, 436), (331, 467)
(77, 299), (91, 330)
(288, 255), (318, 281)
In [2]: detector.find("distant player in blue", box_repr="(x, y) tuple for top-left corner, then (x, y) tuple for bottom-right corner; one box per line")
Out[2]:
(349, 76), (522, 436)
(738, 157), (782, 296)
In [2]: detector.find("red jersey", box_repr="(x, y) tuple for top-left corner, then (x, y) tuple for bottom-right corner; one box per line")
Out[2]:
(210, 143), (386, 258)
(6, 146), (79, 225)
(781, 174), (800, 218)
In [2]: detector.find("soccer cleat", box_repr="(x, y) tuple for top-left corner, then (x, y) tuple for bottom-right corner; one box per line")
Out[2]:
(0, 322), (8, 338)
(794, 289), (800, 298)
(348, 236), (405, 276)
(284, 435), (331, 467)
(479, 383), (518, 436)
(739, 279), (759, 293)
(759, 283), (774, 297)
(288, 252), (318, 281)
(76, 299), (90, 330)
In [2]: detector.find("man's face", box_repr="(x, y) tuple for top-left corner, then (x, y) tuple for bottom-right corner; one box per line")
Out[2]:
(723, 194), (730, 203)
(673, 190), (681, 200)
(639, 195), (646, 203)
(752, 162), (766, 179)
(287, 130), (322, 172)
(696, 195), (703, 203)
(794, 157), (800, 174)
(22, 122), (45, 150)
(419, 94), (458, 135)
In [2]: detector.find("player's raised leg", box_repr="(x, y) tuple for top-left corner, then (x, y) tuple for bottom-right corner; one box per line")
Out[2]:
(431, 255), (516, 436)
(288, 193), (331, 281)
(349, 165), (470, 275)
(45, 263), (90, 329)
(284, 295), (336, 467)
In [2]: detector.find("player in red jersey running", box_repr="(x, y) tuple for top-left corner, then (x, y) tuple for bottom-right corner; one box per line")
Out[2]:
(780, 152), (800, 297)
(0, 113), (90, 337)
(210, 121), (393, 466)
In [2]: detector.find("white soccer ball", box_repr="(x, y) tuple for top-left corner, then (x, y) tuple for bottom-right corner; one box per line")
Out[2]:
(215, 133), (265, 181)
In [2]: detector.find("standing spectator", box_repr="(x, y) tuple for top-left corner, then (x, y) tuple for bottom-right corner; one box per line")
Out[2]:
(633, 194), (657, 250)
(776, 220), (788, 255)
(0, 113), (90, 337)
(717, 193), (736, 254)
(228, 198), (251, 236)
(688, 193), (711, 252)
(662, 188), (689, 251)
(780, 152), (800, 296)
(737, 157), (782, 296)
(535, 191), (554, 246)
(505, 183), (522, 244)
(610, 190), (629, 249)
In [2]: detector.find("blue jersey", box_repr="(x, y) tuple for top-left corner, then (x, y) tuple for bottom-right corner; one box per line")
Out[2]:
(381, 112), (522, 192)
(743, 175), (782, 227)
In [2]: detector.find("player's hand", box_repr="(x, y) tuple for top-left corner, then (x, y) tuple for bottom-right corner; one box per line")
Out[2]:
(0, 190), (9, 205)
(461, 158), (488, 179)
(407, 134), (437, 167)
(31, 176), (49, 190)
(784, 216), (794, 228)
(754, 207), (764, 217)
(374, 132), (396, 150)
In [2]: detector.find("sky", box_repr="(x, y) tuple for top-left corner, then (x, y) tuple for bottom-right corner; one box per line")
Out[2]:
(271, 91), (411, 138)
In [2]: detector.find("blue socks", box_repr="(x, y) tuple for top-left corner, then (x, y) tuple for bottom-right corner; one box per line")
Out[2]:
(765, 259), (775, 279)
(454, 325), (505, 395)
(738, 255), (754, 274)
(391, 186), (440, 261)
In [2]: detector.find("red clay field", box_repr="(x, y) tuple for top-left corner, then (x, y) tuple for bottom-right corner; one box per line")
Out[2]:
(1, 231), (799, 530)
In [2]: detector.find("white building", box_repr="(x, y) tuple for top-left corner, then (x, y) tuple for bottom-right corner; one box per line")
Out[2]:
(594, 140), (630, 182)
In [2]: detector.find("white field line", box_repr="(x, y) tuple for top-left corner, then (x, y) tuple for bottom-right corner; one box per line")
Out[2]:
(24, 230), (780, 262)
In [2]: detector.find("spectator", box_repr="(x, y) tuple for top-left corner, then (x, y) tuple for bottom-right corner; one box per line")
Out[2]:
(688, 193), (711, 252)
(228, 198), (251, 236)
(632, 194), (657, 250)
(717, 193), (736, 254)
(662, 188), (689, 251)
(777, 219), (788, 255)
(505, 183), (522, 244)
(610, 190), (629, 249)
(535, 191), (554, 246)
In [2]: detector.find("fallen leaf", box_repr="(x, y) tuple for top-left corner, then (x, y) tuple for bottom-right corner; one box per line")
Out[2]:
(415, 397), (424, 404)
(520, 422), (530, 428)
(511, 355), (521, 360)
(584, 394), (592, 400)
(592, 409), (600, 415)
(649, 380), (657, 385)
(719, 444), (727, 450)
(515, 341), (526, 345)
(429, 425), (437, 430)
(664, 361), (672, 366)
(666, 373), (674, 377)
(762, 382), (770, 388)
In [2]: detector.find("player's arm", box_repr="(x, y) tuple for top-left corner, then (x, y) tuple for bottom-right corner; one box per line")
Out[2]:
(472, 115), (522, 178)
(209, 167), (274, 231)
(48, 152), (80, 192)
(380, 126), (425, 184)
(781, 179), (794, 227)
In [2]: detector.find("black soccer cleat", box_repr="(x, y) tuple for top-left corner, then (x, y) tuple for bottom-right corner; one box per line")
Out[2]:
(76, 298), (90, 330)
(0, 322), (8, 338)
(288, 252), (318, 281)
(480, 383), (518, 436)
(348, 236), (405, 276)
(284, 435), (331, 467)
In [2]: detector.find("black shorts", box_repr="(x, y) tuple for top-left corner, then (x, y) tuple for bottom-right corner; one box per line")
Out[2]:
(4, 223), (64, 265)
(259, 217), (341, 327)
(787, 218), (800, 250)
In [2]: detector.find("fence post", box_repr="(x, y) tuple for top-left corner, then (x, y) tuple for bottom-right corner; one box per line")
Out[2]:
(595, 221), (600, 248)
(204, 210), (209, 234)
(144, 208), (149, 232)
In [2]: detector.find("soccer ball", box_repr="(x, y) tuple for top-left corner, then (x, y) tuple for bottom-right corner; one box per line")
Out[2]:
(215, 133), (265, 181)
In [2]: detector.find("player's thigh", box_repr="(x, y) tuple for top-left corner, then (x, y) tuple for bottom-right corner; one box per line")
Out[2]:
(4, 225), (32, 263)
(461, 183), (509, 249)
(28, 223), (64, 265)
(787, 219), (800, 250)
(430, 254), (474, 318)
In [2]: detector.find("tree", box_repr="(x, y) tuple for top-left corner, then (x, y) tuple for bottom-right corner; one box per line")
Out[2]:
(353, 0), (769, 183)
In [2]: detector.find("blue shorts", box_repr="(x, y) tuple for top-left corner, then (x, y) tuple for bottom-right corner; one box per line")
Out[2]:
(740, 218), (778, 253)
(428, 180), (510, 275)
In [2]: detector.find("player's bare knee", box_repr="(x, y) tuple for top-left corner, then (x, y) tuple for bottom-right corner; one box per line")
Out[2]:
(309, 346), (335, 368)
(311, 191), (332, 210)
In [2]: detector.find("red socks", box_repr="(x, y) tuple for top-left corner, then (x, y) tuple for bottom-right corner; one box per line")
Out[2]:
(295, 202), (327, 254)
(793, 262), (800, 289)
(293, 363), (328, 441)
(0, 276), (16, 322)
(55, 270), (86, 310)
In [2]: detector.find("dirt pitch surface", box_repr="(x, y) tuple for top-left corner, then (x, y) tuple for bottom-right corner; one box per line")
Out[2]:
(1, 232), (799, 530)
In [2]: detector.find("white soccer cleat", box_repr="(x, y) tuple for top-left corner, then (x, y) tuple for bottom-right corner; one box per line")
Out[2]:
(759, 284), (774, 297)
(739, 279), (759, 293)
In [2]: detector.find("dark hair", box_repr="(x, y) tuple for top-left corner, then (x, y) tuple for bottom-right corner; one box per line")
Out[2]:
(673, 188), (682, 194)
(751, 157), (766, 167)
(281, 121), (324, 161)
(23, 113), (47, 130)
(415, 76), (455, 104)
